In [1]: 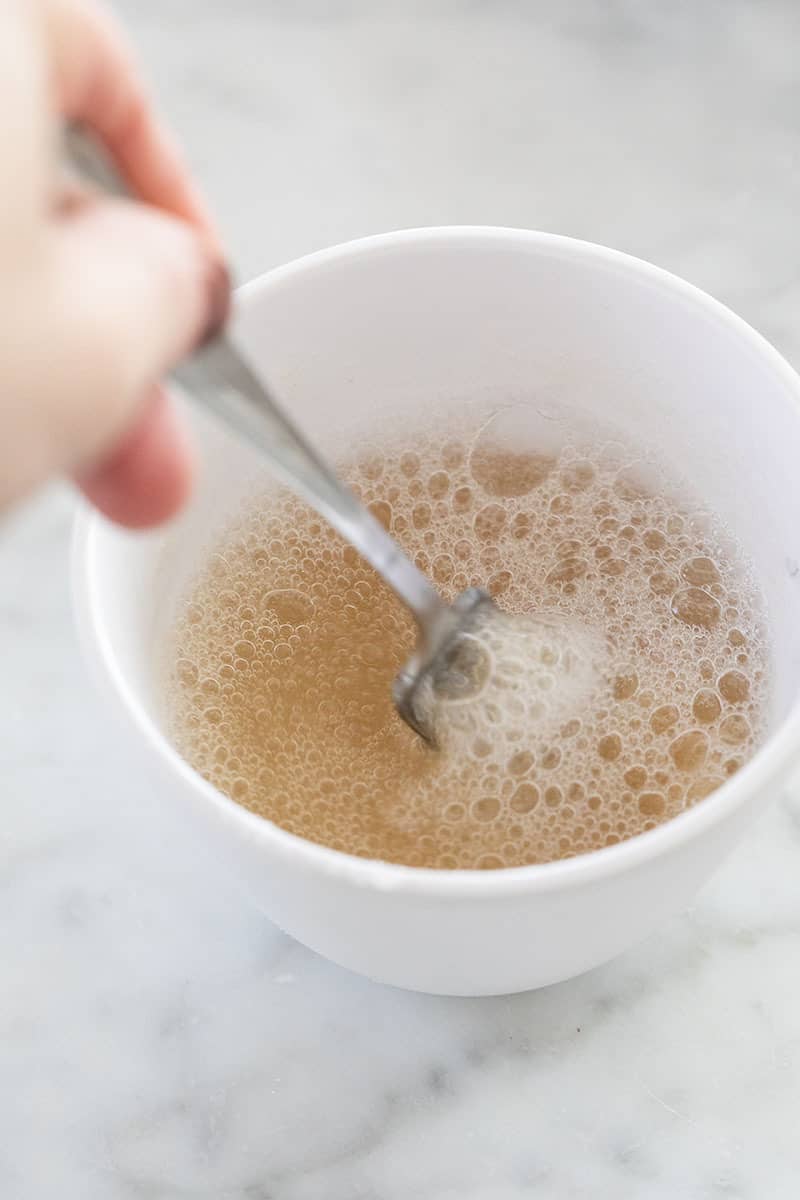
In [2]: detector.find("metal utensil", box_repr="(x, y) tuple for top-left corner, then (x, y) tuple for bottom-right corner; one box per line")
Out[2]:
(65, 126), (496, 743)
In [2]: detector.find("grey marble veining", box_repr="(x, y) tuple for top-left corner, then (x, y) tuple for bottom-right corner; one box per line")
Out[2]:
(2, 3), (800, 1196)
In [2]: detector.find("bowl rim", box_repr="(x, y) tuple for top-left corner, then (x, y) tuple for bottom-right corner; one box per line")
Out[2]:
(72, 225), (800, 898)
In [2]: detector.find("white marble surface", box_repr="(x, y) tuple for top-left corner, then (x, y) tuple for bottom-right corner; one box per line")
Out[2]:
(3, 2), (800, 1196)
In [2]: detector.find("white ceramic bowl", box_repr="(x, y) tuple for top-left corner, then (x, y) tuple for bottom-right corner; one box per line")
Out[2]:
(73, 228), (800, 996)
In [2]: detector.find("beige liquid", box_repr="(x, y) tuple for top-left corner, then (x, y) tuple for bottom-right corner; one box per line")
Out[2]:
(166, 411), (767, 869)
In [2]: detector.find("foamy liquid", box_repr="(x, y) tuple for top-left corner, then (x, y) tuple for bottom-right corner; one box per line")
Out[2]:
(165, 410), (768, 869)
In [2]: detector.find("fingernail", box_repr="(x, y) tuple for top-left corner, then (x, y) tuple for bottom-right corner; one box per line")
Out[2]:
(198, 257), (232, 347)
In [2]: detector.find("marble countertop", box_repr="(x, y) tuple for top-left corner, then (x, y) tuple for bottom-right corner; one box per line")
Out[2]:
(3, 2), (800, 1196)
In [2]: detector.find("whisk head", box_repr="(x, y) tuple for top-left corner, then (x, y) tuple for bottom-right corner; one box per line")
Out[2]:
(393, 588), (496, 745)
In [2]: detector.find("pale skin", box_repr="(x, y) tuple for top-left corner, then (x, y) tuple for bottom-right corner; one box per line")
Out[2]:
(0, 0), (227, 528)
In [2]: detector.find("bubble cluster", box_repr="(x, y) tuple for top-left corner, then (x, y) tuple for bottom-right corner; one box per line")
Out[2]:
(164, 407), (768, 870)
(419, 606), (607, 763)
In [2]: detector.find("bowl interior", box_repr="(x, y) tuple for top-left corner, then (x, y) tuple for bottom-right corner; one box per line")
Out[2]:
(83, 229), (800, 795)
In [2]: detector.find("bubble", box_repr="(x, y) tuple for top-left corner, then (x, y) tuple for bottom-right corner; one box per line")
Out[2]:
(453, 486), (473, 512)
(511, 783), (540, 813)
(186, 602), (203, 625)
(561, 460), (595, 492)
(638, 792), (665, 816)
(650, 570), (677, 596)
(359, 453), (384, 481)
(176, 658), (198, 687)
(718, 670), (750, 704)
(720, 714), (750, 745)
(613, 671), (639, 700)
(412, 502), (432, 530)
(670, 587), (721, 629)
(369, 500), (392, 530)
(432, 555), (456, 585)
(546, 556), (589, 586)
(428, 471), (450, 499)
(681, 556), (721, 587)
(669, 730), (708, 772)
(643, 529), (666, 551)
(624, 766), (647, 790)
(542, 747), (562, 770)
(231, 772), (250, 801)
(687, 776), (721, 803)
(473, 796), (500, 822)
(597, 734), (622, 762)
(645, 704), (678, 736)
(692, 689), (721, 724)
(234, 640), (257, 662)
(488, 570), (513, 597)
(400, 452), (420, 477)
(470, 410), (555, 497)
(474, 503), (508, 542)
(511, 511), (534, 539)
(263, 589), (315, 625)
(614, 465), (650, 501)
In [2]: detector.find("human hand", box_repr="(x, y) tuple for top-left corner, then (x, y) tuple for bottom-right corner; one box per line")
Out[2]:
(1, 0), (228, 527)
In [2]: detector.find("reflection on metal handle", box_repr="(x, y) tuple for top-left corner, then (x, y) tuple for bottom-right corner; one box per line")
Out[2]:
(176, 340), (445, 630)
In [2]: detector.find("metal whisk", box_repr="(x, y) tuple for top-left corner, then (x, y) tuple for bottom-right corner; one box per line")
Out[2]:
(66, 126), (496, 744)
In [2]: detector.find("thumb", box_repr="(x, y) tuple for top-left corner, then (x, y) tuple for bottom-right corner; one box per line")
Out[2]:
(29, 191), (227, 477)
(73, 383), (194, 528)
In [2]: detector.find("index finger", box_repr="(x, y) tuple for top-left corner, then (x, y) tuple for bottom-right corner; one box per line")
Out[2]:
(46, 0), (217, 241)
